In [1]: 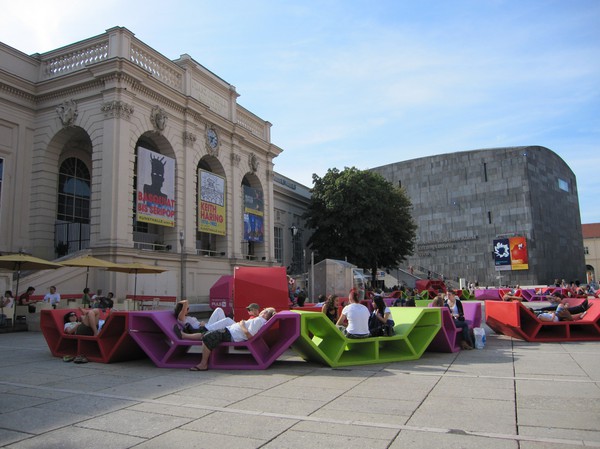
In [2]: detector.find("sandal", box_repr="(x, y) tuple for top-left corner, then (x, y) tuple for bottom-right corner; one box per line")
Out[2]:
(189, 366), (207, 371)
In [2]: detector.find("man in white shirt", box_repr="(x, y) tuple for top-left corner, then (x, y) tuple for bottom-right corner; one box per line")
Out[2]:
(336, 291), (370, 338)
(175, 307), (276, 371)
(43, 286), (61, 309)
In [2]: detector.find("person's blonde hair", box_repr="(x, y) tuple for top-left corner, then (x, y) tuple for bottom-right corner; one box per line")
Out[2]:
(263, 307), (276, 319)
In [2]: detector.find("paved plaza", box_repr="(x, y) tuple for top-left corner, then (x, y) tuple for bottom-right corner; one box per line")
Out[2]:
(1, 324), (600, 448)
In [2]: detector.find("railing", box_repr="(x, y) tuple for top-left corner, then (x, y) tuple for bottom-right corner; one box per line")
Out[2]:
(36, 28), (271, 142)
(130, 44), (182, 90)
(43, 40), (109, 78)
(196, 249), (226, 257)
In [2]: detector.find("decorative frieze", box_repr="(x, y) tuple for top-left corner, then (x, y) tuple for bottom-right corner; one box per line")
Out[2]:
(101, 100), (134, 119)
(183, 131), (197, 146)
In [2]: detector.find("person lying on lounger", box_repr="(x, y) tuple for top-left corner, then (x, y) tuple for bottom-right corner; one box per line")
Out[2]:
(173, 307), (276, 371)
(174, 300), (260, 333)
(63, 308), (102, 336)
(537, 303), (587, 322)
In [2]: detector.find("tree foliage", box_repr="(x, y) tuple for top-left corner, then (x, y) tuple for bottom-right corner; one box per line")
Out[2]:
(304, 167), (417, 279)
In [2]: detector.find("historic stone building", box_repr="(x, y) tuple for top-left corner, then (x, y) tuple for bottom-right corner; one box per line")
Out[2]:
(0, 27), (302, 302)
(582, 223), (600, 284)
(371, 146), (586, 287)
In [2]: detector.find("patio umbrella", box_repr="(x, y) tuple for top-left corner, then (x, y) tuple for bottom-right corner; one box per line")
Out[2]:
(60, 255), (117, 289)
(0, 253), (63, 326)
(106, 262), (168, 301)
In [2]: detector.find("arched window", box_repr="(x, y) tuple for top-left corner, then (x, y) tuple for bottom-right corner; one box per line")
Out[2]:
(57, 157), (91, 224)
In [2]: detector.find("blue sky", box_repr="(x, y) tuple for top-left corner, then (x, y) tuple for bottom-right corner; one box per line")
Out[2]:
(2, 0), (599, 222)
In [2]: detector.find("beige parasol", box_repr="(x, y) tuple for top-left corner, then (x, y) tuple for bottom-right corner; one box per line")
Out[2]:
(106, 262), (168, 301)
(0, 253), (63, 327)
(60, 255), (118, 289)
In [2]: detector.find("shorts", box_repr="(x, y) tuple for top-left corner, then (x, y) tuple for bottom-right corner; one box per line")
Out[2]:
(202, 328), (232, 350)
(75, 323), (94, 336)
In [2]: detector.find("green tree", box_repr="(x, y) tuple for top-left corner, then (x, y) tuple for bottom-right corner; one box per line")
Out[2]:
(304, 167), (416, 286)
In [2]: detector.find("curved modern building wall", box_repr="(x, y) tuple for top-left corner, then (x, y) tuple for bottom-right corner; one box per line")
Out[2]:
(371, 146), (586, 287)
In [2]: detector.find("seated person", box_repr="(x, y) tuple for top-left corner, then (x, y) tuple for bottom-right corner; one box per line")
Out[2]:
(2, 290), (15, 309)
(445, 289), (474, 350)
(431, 296), (445, 307)
(336, 291), (370, 338)
(369, 295), (395, 336)
(63, 308), (102, 336)
(177, 307), (276, 371)
(321, 294), (339, 324)
(18, 286), (37, 313)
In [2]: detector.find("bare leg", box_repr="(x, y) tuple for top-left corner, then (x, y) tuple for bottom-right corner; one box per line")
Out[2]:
(193, 345), (211, 370)
(180, 330), (204, 341)
(81, 309), (100, 335)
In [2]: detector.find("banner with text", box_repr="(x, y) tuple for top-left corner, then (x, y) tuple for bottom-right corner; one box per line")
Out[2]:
(199, 169), (226, 235)
(136, 147), (176, 227)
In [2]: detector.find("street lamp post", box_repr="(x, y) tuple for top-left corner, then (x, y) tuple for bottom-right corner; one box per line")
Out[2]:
(289, 225), (298, 275)
(179, 229), (185, 299)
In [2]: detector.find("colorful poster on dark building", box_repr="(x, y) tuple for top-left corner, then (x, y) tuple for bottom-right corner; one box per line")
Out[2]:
(509, 236), (529, 270)
(198, 169), (226, 236)
(493, 238), (512, 271)
(136, 147), (176, 227)
(494, 236), (529, 271)
(243, 185), (263, 242)
(243, 185), (263, 216)
(244, 213), (264, 242)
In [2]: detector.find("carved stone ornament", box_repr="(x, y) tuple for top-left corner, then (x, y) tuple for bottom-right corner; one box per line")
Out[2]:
(56, 99), (78, 127)
(150, 105), (168, 132)
(101, 100), (134, 119)
(249, 154), (259, 173)
(231, 153), (241, 167)
(183, 131), (197, 146)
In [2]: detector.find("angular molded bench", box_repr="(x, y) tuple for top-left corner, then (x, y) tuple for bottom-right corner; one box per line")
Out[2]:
(485, 299), (600, 342)
(426, 301), (482, 352)
(290, 307), (440, 367)
(40, 309), (146, 363)
(128, 310), (300, 370)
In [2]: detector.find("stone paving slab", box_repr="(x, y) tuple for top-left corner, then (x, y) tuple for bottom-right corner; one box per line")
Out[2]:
(1, 330), (600, 448)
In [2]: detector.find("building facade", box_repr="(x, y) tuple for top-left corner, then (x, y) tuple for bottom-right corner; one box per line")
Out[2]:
(371, 146), (586, 287)
(582, 223), (600, 284)
(0, 27), (296, 301)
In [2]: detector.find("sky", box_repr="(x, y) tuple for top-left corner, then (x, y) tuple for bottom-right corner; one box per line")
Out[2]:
(1, 0), (599, 222)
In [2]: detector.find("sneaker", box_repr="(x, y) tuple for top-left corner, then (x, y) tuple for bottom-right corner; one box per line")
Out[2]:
(173, 324), (183, 340)
(63, 355), (75, 362)
(581, 299), (589, 311)
(73, 355), (88, 364)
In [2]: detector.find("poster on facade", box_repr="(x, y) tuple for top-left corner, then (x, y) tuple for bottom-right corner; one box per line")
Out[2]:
(493, 238), (512, 271)
(509, 236), (529, 270)
(198, 169), (226, 235)
(243, 185), (263, 216)
(493, 237), (529, 271)
(244, 213), (264, 242)
(136, 147), (176, 227)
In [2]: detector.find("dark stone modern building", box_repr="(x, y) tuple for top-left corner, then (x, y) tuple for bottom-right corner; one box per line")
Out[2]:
(371, 146), (586, 287)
